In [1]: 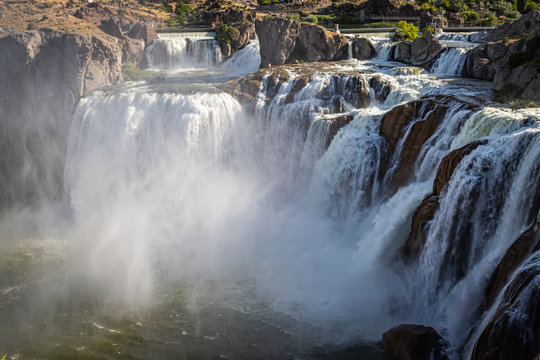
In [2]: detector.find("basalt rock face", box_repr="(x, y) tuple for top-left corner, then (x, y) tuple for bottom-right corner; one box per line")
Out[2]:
(464, 11), (540, 101)
(255, 17), (349, 67)
(379, 96), (456, 193)
(400, 140), (488, 262)
(382, 324), (449, 360)
(0, 30), (136, 209)
(393, 32), (444, 67)
(471, 252), (540, 360)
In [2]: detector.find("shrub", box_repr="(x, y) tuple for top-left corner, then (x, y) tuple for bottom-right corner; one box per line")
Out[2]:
(287, 13), (301, 21)
(257, 0), (271, 5)
(174, 1), (191, 15)
(508, 34), (540, 66)
(304, 15), (319, 24)
(315, 14), (337, 24)
(391, 21), (419, 41)
(480, 11), (498, 25)
(422, 25), (435, 35)
(491, 0), (520, 17)
(216, 23), (231, 43)
(463, 10), (480, 21)
(421, 2), (431, 10)
(27, 22), (37, 30)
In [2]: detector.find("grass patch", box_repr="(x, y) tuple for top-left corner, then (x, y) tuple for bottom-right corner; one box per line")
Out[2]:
(122, 63), (154, 81)
(493, 83), (524, 104)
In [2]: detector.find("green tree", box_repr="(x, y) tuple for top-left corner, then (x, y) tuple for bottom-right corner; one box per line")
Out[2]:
(391, 21), (419, 41)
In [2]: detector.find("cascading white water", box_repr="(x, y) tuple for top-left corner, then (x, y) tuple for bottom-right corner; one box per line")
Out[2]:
(221, 41), (261, 76)
(145, 37), (223, 70)
(5, 24), (540, 359)
(373, 41), (394, 61)
(430, 47), (470, 76)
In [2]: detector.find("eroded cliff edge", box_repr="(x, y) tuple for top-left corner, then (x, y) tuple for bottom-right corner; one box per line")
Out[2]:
(0, 30), (144, 209)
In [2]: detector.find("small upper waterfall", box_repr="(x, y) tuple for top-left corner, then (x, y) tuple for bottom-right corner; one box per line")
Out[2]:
(145, 33), (223, 70)
(430, 47), (470, 76)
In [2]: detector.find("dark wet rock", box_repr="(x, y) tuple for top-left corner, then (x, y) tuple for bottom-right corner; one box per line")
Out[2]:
(394, 32), (444, 67)
(326, 114), (354, 148)
(400, 194), (440, 261)
(471, 251), (540, 360)
(382, 324), (449, 360)
(369, 75), (393, 102)
(400, 140), (488, 262)
(352, 37), (377, 60)
(380, 96), (450, 192)
(255, 17), (349, 67)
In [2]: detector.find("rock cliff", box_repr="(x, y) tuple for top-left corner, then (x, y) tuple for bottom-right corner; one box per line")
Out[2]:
(0, 30), (143, 209)
(255, 17), (349, 67)
(464, 10), (540, 101)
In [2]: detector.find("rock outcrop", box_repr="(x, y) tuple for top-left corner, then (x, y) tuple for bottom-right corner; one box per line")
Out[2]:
(464, 10), (540, 101)
(382, 324), (449, 360)
(221, 65), (372, 113)
(400, 140), (487, 261)
(351, 37), (377, 60)
(255, 17), (349, 67)
(471, 252), (540, 360)
(0, 30), (141, 209)
(379, 96), (467, 193)
(369, 75), (393, 102)
(393, 32), (444, 67)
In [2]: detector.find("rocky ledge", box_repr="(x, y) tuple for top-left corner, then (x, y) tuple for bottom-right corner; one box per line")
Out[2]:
(392, 31), (444, 67)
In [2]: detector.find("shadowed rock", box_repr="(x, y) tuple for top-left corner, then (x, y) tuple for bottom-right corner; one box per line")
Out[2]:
(382, 324), (449, 360)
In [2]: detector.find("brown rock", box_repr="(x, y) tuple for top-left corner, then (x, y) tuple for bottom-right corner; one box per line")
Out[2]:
(327, 114), (354, 148)
(369, 75), (393, 102)
(352, 37), (377, 60)
(394, 32), (444, 67)
(255, 17), (349, 67)
(382, 324), (449, 360)
(400, 140), (488, 262)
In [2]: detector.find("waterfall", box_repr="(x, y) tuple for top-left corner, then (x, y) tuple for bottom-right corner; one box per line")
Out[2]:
(373, 41), (394, 61)
(430, 47), (470, 76)
(145, 37), (223, 70)
(436, 32), (473, 42)
(221, 41), (261, 76)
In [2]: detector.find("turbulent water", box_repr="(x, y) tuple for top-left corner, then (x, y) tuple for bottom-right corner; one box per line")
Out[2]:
(2, 32), (540, 360)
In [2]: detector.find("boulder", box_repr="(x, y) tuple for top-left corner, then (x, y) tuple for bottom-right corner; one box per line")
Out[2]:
(394, 32), (444, 67)
(352, 37), (377, 60)
(382, 324), (449, 360)
(369, 75), (393, 102)
(255, 17), (349, 67)
(0, 30), (135, 209)
(420, 11), (448, 29)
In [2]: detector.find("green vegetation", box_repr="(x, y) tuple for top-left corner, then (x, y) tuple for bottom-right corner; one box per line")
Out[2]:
(494, 83), (538, 108)
(304, 15), (319, 24)
(121, 63), (154, 82)
(508, 34), (540, 67)
(422, 25), (435, 35)
(391, 21), (419, 41)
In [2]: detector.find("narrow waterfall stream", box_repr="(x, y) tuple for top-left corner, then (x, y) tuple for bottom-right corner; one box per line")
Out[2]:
(1, 32), (540, 360)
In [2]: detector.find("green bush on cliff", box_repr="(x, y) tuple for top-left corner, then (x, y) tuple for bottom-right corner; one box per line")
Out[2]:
(122, 63), (153, 82)
(304, 15), (319, 24)
(315, 14), (337, 24)
(508, 34), (540, 66)
(463, 10), (480, 21)
(391, 21), (419, 41)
